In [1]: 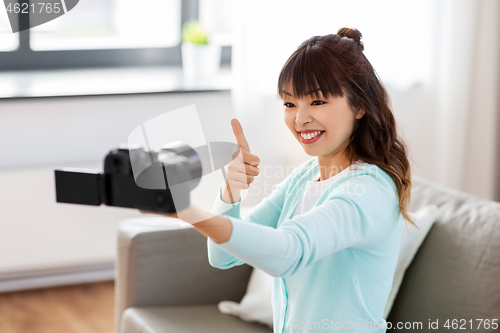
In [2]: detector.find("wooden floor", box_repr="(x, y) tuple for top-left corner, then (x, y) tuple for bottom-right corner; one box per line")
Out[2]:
(0, 281), (115, 333)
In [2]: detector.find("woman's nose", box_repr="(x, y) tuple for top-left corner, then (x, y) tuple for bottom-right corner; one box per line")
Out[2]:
(295, 106), (313, 125)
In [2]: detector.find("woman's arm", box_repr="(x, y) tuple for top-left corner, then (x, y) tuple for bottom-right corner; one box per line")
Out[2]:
(140, 172), (292, 269)
(206, 175), (401, 278)
(176, 203), (233, 244)
(149, 171), (397, 277)
(206, 173), (292, 269)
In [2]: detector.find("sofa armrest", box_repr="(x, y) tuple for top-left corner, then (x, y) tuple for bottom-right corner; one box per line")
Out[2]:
(115, 217), (253, 332)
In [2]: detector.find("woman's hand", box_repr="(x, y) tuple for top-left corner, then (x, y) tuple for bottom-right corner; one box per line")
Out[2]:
(222, 119), (261, 203)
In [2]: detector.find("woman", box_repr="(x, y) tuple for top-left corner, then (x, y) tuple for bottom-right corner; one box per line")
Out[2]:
(142, 27), (415, 332)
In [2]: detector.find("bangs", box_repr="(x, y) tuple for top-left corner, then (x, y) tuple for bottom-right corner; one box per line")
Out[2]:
(277, 46), (345, 100)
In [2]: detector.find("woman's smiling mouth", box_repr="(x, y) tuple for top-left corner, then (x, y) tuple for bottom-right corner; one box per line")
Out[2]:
(299, 130), (325, 144)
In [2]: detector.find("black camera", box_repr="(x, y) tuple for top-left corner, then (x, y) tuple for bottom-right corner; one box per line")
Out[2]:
(54, 141), (239, 213)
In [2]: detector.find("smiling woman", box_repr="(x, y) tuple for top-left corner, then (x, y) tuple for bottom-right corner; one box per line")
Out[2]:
(143, 27), (415, 333)
(206, 27), (415, 333)
(277, 29), (414, 227)
(282, 89), (365, 178)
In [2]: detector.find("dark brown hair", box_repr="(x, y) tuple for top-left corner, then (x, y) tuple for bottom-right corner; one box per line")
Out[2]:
(277, 27), (417, 228)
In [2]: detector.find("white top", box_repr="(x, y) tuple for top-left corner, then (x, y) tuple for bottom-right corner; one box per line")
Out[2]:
(291, 160), (363, 217)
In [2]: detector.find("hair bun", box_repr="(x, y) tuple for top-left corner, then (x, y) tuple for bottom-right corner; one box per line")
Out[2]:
(337, 27), (364, 51)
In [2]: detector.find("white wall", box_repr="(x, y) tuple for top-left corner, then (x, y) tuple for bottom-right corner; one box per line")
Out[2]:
(0, 91), (236, 288)
(0, 92), (234, 169)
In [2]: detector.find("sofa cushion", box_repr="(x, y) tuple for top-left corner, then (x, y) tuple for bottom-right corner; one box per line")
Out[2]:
(388, 176), (500, 325)
(120, 305), (273, 333)
(218, 267), (274, 328)
(383, 204), (438, 319)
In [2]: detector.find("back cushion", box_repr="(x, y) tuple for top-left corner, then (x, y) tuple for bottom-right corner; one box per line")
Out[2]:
(388, 176), (500, 329)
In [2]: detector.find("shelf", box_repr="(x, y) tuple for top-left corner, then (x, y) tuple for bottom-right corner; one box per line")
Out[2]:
(0, 65), (232, 99)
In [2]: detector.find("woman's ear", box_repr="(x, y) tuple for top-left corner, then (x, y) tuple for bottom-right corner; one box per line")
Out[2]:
(356, 109), (366, 119)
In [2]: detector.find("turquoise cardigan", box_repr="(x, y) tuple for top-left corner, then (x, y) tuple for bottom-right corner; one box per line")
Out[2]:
(208, 158), (403, 332)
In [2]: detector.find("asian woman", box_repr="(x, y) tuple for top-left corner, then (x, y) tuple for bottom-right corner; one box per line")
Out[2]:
(141, 27), (415, 333)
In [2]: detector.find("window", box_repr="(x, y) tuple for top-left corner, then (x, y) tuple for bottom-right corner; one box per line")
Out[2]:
(0, 0), (232, 70)
(0, 3), (18, 51)
(30, 0), (181, 51)
(198, 0), (233, 46)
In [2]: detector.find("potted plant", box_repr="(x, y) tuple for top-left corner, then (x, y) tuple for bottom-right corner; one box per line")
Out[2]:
(181, 21), (222, 81)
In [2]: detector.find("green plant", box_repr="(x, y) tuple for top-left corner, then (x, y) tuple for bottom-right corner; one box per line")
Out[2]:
(181, 21), (209, 44)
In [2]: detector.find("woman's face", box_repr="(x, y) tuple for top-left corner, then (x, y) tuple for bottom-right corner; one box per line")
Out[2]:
(282, 88), (365, 159)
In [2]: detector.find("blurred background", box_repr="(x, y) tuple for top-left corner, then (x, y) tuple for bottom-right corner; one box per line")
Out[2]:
(0, 0), (498, 298)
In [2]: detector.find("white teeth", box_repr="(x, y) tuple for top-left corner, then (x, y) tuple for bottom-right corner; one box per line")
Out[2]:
(301, 131), (322, 140)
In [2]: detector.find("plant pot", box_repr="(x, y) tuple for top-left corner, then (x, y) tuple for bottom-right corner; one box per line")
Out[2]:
(181, 42), (222, 81)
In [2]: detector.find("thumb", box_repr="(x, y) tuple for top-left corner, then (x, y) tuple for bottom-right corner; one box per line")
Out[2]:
(230, 118), (251, 153)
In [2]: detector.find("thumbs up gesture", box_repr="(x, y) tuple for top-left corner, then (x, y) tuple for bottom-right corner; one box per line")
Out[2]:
(221, 119), (261, 203)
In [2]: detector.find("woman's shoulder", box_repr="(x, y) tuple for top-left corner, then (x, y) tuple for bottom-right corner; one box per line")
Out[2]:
(330, 162), (399, 203)
(346, 162), (396, 187)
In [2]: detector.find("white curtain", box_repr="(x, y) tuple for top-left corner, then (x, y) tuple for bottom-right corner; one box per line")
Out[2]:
(430, 0), (500, 200)
(230, 0), (500, 202)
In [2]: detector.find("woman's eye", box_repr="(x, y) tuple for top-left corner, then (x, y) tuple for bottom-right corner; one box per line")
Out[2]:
(283, 101), (324, 107)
